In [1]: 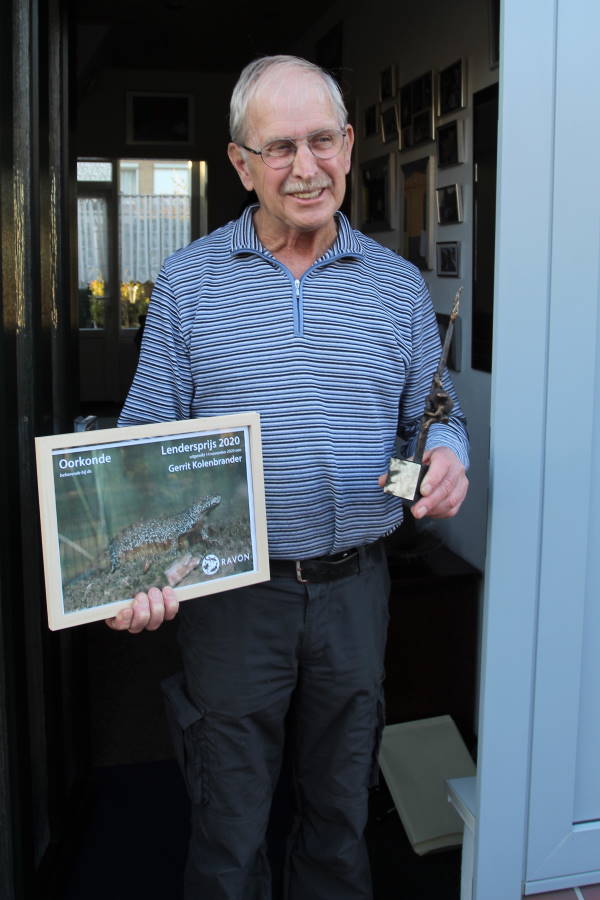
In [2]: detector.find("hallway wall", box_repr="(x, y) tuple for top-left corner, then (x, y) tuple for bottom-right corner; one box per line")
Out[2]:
(299, 0), (498, 571)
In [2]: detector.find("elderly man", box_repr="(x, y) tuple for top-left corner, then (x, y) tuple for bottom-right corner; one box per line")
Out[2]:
(111, 55), (469, 900)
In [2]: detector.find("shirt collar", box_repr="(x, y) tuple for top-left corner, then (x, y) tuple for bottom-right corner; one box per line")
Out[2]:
(230, 203), (364, 261)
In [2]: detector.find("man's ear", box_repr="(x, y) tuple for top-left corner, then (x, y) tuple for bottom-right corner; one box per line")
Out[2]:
(228, 143), (255, 191)
(343, 124), (355, 175)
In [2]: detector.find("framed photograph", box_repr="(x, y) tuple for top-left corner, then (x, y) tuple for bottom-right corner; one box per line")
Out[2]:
(360, 155), (393, 232)
(126, 92), (194, 145)
(437, 120), (464, 167)
(399, 71), (435, 150)
(364, 103), (379, 138)
(438, 60), (466, 117)
(436, 184), (463, 225)
(380, 104), (399, 143)
(411, 109), (433, 146)
(35, 413), (269, 630)
(379, 65), (397, 101)
(401, 155), (435, 270)
(436, 241), (461, 277)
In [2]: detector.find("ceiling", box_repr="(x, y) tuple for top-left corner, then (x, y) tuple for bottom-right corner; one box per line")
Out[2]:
(72, 0), (340, 75)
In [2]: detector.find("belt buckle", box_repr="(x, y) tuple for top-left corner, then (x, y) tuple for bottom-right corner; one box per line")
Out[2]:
(295, 560), (308, 584)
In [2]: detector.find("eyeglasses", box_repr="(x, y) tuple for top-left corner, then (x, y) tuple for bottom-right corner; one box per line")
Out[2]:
(240, 129), (348, 170)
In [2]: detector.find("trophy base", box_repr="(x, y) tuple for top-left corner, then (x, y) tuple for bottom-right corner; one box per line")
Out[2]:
(383, 458), (427, 502)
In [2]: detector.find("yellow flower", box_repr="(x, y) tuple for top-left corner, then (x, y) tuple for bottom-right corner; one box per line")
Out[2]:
(88, 278), (105, 297)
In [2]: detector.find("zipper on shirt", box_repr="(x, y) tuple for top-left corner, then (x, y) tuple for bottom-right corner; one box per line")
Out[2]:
(293, 278), (302, 337)
(234, 247), (361, 338)
(288, 250), (361, 336)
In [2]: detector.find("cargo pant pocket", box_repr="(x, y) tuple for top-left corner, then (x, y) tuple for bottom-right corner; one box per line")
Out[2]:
(161, 671), (210, 806)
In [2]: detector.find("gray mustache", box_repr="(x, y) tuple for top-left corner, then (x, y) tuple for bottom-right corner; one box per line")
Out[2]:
(283, 180), (332, 194)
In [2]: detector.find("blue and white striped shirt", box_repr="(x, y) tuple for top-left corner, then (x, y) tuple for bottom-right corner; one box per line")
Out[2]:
(119, 205), (469, 558)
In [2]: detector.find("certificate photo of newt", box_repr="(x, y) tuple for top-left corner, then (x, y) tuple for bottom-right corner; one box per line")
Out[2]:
(48, 426), (258, 619)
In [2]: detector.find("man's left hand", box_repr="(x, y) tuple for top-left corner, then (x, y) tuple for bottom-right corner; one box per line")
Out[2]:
(379, 447), (468, 519)
(411, 446), (468, 520)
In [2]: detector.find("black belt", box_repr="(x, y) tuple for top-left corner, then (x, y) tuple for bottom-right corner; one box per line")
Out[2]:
(269, 548), (361, 584)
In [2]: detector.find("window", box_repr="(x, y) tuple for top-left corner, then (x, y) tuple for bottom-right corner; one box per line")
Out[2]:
(77, 158), (204, 330)
(77, 160), (113, 182)
(77, 196), (109, 329)
(119, 162), (139, 195)
(153, 162), (191, 195)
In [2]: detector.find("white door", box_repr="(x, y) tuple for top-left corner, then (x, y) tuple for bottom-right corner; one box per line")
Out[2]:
(475, 1), (600, 896)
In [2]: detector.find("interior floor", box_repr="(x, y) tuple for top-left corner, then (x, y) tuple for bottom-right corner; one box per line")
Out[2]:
(56, 611), (461, 899)
(59, 758), (461, 899)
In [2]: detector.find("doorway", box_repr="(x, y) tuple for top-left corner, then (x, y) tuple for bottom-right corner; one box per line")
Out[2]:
(17, 2), (498, 898)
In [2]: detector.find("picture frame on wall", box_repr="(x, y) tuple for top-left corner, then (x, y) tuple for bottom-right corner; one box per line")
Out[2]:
(126, 92), (194, 145)
(380, 105), (400, 144)
(35, 413), (270, 630)
(399, 71), (435, 150)
(436, 184), (463, 224)
(437, 120), (464, 167)
(379, 64), (397, 101)
(438, 60), (466, 117)
(436, 241), (461, 277)
(401, 155), (434, 270)
(361, 155), (392, 233)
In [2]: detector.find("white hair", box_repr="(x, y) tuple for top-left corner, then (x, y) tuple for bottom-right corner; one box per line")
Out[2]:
(229, 55), (348, 145)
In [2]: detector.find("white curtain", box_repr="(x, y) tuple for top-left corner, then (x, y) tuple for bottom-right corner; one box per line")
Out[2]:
(77, 195), (191, 289)
(119, 195), (191, 283)
(77, 197), (109, 288)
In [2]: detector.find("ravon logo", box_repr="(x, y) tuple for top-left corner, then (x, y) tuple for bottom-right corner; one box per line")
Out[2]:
(201, 554), (220, 576)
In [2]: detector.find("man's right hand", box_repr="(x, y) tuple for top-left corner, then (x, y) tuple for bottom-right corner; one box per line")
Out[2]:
(105, 586), (179, 633)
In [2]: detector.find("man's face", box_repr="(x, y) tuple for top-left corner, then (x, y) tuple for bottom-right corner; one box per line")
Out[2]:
(228, 69), (354, 239)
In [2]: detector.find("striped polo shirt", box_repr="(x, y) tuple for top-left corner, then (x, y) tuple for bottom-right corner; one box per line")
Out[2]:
(119, 205), (469, 559)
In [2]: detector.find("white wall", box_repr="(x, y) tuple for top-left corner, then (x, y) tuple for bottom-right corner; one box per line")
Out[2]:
(301, 0), (498, 571)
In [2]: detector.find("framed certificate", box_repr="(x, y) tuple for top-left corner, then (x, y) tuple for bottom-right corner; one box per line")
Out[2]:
(35, 413), (269, 630)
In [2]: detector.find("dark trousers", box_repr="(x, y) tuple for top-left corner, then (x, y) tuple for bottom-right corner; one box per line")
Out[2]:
(162, 541), (390, 900)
